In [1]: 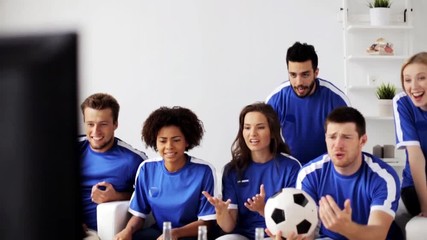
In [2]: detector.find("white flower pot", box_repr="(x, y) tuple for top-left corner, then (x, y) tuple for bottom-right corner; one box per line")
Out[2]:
(378, 99), (393, 117)
(370, 8), (391, 26)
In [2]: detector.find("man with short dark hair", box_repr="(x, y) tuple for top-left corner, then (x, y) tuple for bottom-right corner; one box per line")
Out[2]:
(266, 42), (350, 165)
(295, 107), (401, 240)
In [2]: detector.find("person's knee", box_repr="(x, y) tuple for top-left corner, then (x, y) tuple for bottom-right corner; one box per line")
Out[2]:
(83, 229), (100, 240)
(133, 227), (162, 240)
(216, 234), (249, 240)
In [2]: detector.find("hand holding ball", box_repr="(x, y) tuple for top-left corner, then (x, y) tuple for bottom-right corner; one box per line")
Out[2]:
(264, 188), (318, 238)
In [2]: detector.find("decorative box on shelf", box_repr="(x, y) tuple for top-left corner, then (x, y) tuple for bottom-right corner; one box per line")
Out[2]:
(367, 37), (394, 55)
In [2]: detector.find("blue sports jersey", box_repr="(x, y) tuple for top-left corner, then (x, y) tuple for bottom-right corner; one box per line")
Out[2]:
(80, 136), (147, 230)
(129, 155), (217, 230)
(296, 152), (400, 240)
(266, 78), (350, 165)
(222, 153), (301, 239)
(393, 92), (427, 188)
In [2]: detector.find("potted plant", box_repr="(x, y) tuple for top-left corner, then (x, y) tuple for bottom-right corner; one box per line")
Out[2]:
(368, 0), (392, 8)
(376, 82), (396, 99)
(376, 82), (396, 116)
(368, 0), (392, 26)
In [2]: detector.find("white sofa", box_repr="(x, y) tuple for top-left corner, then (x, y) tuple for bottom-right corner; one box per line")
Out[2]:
(96, 200), (155, 240)
(394, 198), (427, 240)
(405, 216), (427, 240)
(395, 198), (411, 237)
(97, 200), (427, 240)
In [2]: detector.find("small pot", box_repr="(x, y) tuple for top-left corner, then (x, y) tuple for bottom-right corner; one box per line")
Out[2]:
(370, 8), (391, 26)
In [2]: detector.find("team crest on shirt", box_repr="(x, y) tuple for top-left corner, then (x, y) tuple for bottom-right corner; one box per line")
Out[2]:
(149, 187), (160, 197)
(237, 179), (249, 184)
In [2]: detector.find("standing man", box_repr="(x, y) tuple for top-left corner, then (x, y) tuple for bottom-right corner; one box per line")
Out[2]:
(266, 42), (350, 165)
(294, 107), (401, 240)
(80, 93), (148, 238)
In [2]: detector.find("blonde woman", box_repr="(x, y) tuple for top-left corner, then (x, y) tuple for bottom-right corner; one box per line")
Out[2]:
(393, 52), (427, 218)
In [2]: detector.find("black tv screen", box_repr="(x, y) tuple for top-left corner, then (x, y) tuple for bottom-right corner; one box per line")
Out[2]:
(0, 32), (82, 239)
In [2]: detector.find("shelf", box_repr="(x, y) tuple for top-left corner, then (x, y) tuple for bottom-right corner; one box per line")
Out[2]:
(346, 23), (413, 31)
(347, 55), (408, 61)
(347, 85), (402, 91)
(383, 157), (400, 163)
(365, 116), (394, 121)
(347, 85), (376, 90)
(382, 158), (405, 167)
(342, 0), (412, 172)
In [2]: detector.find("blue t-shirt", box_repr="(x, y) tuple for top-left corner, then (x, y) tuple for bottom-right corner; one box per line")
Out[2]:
(393, 92), (427, 188)
(129, 155), (217, 230)
(266, 78), (350, 165)
(296, 152), (400, 240)
(222, 153), (301, 239)
(80, 136), (147, 230)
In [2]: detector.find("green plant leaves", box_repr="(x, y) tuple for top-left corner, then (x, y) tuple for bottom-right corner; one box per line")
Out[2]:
(376, 83), (396, 99)
(368, 0), (392, 8)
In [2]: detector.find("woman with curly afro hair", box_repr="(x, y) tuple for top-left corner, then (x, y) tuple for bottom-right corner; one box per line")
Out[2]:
(115, 106), (218, 240)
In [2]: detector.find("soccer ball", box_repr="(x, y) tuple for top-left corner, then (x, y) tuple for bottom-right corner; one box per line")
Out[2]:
(264, 188), (318, 238)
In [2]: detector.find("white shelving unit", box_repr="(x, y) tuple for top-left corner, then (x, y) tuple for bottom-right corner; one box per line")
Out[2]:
(341, 0), (414, 169)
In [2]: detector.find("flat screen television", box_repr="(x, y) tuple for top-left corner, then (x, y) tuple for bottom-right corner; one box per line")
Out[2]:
(0, 32), (82, 239)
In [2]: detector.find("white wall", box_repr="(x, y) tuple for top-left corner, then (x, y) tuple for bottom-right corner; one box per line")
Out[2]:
(1, 0), (426, 174)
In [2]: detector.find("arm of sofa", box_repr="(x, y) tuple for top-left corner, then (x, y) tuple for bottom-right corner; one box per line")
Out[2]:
(406, 216), (427, 240)
(97, 201), (156, 240)
(97, 200), (131, 240)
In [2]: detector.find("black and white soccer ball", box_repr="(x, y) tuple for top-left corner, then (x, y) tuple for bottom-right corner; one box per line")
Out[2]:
(264, 188), (318, 238)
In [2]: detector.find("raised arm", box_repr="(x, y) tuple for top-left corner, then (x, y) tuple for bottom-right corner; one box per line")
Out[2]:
(407, 145), (427, 216)
(202, 191), (237, 233)
(244, 184), (266, 217)
(319, 195), (393, 240)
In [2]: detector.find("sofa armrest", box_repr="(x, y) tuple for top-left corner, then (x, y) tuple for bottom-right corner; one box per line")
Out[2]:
(97, 201), (131, 240)
(395, 198), (412, 235)
(97, 201), (156, 240)
(406, 216), (427, 240)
